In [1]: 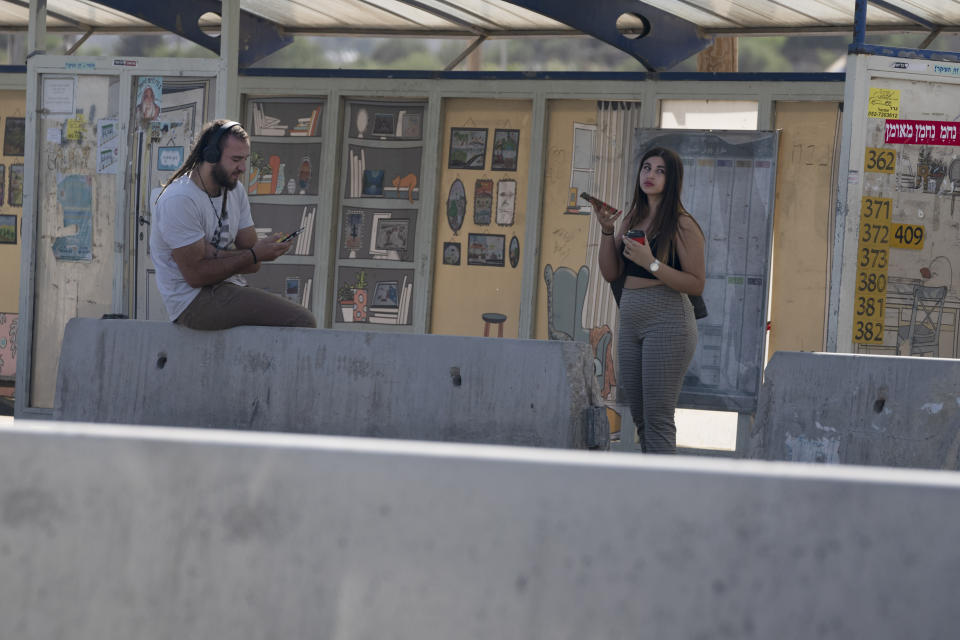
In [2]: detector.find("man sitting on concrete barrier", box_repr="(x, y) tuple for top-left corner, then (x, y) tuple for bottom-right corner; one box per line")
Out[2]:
(151, 120), (317, 330)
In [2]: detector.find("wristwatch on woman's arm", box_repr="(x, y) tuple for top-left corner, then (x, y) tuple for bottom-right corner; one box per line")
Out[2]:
(648, 259), (660, 273)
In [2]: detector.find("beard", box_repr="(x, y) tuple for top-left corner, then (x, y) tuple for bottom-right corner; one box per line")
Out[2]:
(212, 162), (239, 191)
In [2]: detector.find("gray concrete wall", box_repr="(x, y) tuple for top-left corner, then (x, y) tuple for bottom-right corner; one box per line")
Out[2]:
(53, 318), (607, 449)
(4, 421), (960, 639)
(750, 351), (960, 469)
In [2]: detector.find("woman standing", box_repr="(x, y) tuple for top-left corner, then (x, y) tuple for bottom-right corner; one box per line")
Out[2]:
(592, 147), (706, 454)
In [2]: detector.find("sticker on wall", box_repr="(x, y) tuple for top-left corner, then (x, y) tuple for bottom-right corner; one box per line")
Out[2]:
(446, 178), (466, 235)
(474, 178), (493, 225)
(468, 233), (505, 267)
(496, 179), (516, 226)
(0, 214), (15, 244)
(97, 119), (120, 175)
(136, 76), (162, 125)
(156, 146), (183, 172)
(65, 114), (86, 141)
(443, 242), (461, 266)
(867, 87), (899, 119)
(492, 129), (519, 171)
(3, 118), (25, 156)
(509, 235), (520, 268)
(449, 127), (487, 170)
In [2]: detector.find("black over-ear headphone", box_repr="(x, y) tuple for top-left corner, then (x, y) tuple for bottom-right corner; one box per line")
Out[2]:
(202, 120), (241, 164)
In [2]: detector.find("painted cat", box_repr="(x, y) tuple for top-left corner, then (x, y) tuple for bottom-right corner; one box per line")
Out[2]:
(392, 173), (417, 203)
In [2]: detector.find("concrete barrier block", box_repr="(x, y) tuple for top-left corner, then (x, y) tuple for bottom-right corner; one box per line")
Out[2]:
(750, 351), (960, 469)
(54, 318), (607, 449)
(4, 422), (960, 640)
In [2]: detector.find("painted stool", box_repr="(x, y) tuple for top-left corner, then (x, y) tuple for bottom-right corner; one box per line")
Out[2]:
(482, 312), (507, 337)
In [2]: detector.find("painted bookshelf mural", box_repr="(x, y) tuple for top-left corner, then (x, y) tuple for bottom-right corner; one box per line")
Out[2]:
(334, 99), (426, 327)
(242, 97), (323, 309)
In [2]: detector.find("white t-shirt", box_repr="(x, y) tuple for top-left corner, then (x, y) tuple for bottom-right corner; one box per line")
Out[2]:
(150, 173), (255, 321)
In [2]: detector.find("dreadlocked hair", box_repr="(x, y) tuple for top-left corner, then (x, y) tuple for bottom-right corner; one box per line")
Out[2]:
(155, 119), (249, 202)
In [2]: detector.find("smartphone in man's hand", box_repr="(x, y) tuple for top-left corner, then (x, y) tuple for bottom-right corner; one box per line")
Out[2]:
(280, 227), (305, 243)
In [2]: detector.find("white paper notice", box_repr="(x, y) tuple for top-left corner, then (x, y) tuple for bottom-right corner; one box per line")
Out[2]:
(42, 77), (76, 116)
(46, 127), (61, 144)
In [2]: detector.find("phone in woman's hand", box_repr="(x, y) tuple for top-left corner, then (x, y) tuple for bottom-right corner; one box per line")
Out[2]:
(580, 192), (618, 214)
(624, 229), (646, 245)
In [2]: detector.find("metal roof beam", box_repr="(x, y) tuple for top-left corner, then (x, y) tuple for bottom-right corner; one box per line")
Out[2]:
(444, 34), (486, 70)
(867, 0), (937, 31)
(90, 0), (293, 66)
(65, 28), (95, 54)
(387, 0), (487, 36)
(498, 0), (712, 71)
(9, 0), (87, 29)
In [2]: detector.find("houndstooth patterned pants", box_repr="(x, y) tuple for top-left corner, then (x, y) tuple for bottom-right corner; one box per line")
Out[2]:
(617, 285), (697, 454)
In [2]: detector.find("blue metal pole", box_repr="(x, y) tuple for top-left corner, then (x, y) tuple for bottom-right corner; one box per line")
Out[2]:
(854, 0), (867, 46)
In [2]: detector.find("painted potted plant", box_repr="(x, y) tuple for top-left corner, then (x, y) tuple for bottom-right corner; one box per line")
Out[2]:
(352, 271), (368, 322)
(337, 283), (355, 322)
(248, 151), (269, 195)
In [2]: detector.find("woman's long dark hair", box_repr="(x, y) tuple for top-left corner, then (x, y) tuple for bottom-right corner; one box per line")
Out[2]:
(622, 146), (695, 261)
(157, 119), (249, 200)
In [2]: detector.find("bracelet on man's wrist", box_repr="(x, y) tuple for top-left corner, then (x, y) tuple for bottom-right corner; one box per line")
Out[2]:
(249, 247), (258, 263)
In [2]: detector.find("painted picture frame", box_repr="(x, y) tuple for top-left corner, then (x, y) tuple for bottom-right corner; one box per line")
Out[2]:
(285, 277), (300, 301)
(402, 112), (422, 139)
(375, 219), (409, 256)
(446, 178), (466, 234)
(474, 178), (493, 225)
(448, 127), (487, 170)
(0, 164), (5, 206)
(373, 280), (401, 307)
(373, 112), (395, 136)
(3, 118), (24, 156)
(8, 164), (23, 207)
(0, 214), (15, 244)
(443, 242), (461, 266)
(496, 179), (516, 226)
(509, 235), (520, 268)
(491, 129), (520, 171)
(467, 233), (505, 267)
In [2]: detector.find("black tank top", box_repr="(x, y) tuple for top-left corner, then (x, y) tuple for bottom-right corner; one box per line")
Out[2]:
(621, 233), (682, 279)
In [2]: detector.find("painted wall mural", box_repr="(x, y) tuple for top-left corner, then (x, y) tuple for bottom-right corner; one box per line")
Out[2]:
(430, 99), (531, 339)
(543, 264), (616, 399)
(0, 312), (16, 386)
